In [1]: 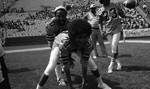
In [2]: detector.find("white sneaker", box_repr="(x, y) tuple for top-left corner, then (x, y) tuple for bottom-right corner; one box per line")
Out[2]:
(108, 62), (114, 73)
(116, 65), (122, 70)
(107, 55), (113, 59)
(98, 83), (112, 89)
(58, 78), (67, 86)
(108, 68), (113, 73)
(116, 59), (122, 70)
(36, 84), (43, 89)
(93, 55), (97, 59)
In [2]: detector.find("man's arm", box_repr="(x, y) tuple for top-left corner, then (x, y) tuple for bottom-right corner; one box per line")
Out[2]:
(98, 15), (106, 36)
(115, 2), (135, 19)
(45, 21), (56, 49)
(98, 15), (103, 33)
(118, 6), (135, 19)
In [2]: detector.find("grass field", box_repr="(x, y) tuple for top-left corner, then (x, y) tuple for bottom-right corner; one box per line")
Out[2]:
(3, 41), (150, 89)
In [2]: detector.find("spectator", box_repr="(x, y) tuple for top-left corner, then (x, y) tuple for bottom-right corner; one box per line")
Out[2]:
(83, 4), (108, 59)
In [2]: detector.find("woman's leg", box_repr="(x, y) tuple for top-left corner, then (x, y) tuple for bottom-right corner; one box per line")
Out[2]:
(36, 47), (60, 89)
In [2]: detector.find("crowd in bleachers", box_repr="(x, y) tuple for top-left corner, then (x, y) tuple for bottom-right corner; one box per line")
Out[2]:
(4, 20), (25, 31)
(9, 7), (25, 13)
(67, 2), (150, 30)
(3, 5), (150, 30)
(121, 8), (150, 29)
(1, 0), (150, 38)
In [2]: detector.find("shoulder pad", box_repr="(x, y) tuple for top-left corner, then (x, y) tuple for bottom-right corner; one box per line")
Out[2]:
(59, 40), (70, 51)
(46, 17), (56, 27)
(50, 22), (55, 27)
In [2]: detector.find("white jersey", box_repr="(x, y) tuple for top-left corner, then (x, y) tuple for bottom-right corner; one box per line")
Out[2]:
(84, 12), (99, 28)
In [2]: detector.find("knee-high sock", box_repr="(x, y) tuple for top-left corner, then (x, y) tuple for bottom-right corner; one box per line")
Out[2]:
(38, 73), (49, 86)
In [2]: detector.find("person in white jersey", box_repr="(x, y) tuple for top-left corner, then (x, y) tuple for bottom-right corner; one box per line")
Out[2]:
(99, 0), (135, 73)
(83, 4), (108, 59)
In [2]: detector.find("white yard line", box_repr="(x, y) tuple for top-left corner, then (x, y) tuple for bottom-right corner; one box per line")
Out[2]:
(5, 40), (150, 54)
(5, 47), (50, 53)
(123, 40), (150, 43)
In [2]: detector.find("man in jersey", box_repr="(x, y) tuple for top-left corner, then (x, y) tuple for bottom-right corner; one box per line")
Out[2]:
(83, 4), (108, 59)
(36, 19), (111, 89)
(45, 6), (69, 86)
(99, 0), (135, 73)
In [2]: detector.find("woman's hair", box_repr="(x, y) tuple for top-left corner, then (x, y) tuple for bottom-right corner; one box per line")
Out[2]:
(68, 19), (92, 41)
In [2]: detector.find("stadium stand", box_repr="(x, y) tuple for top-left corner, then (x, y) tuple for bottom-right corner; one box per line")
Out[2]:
(0, 0), (150, 45)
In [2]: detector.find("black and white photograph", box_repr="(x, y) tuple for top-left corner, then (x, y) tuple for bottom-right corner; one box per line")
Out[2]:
(0, 0), (150, 89)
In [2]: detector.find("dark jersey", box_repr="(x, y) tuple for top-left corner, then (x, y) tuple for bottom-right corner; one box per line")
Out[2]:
(45, 17), (70, 48)
(59, 39), (93, 64)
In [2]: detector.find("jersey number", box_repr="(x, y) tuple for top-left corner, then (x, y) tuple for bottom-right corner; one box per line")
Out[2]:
(61, 36), (69, 44)
(102, 8), (118, 21)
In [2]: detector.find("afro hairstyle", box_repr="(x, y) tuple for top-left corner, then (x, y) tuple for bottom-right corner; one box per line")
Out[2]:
(68, 19), (92, 41)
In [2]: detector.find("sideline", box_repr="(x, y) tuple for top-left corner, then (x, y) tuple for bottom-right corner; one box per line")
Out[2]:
(5, 40), (150, 54)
